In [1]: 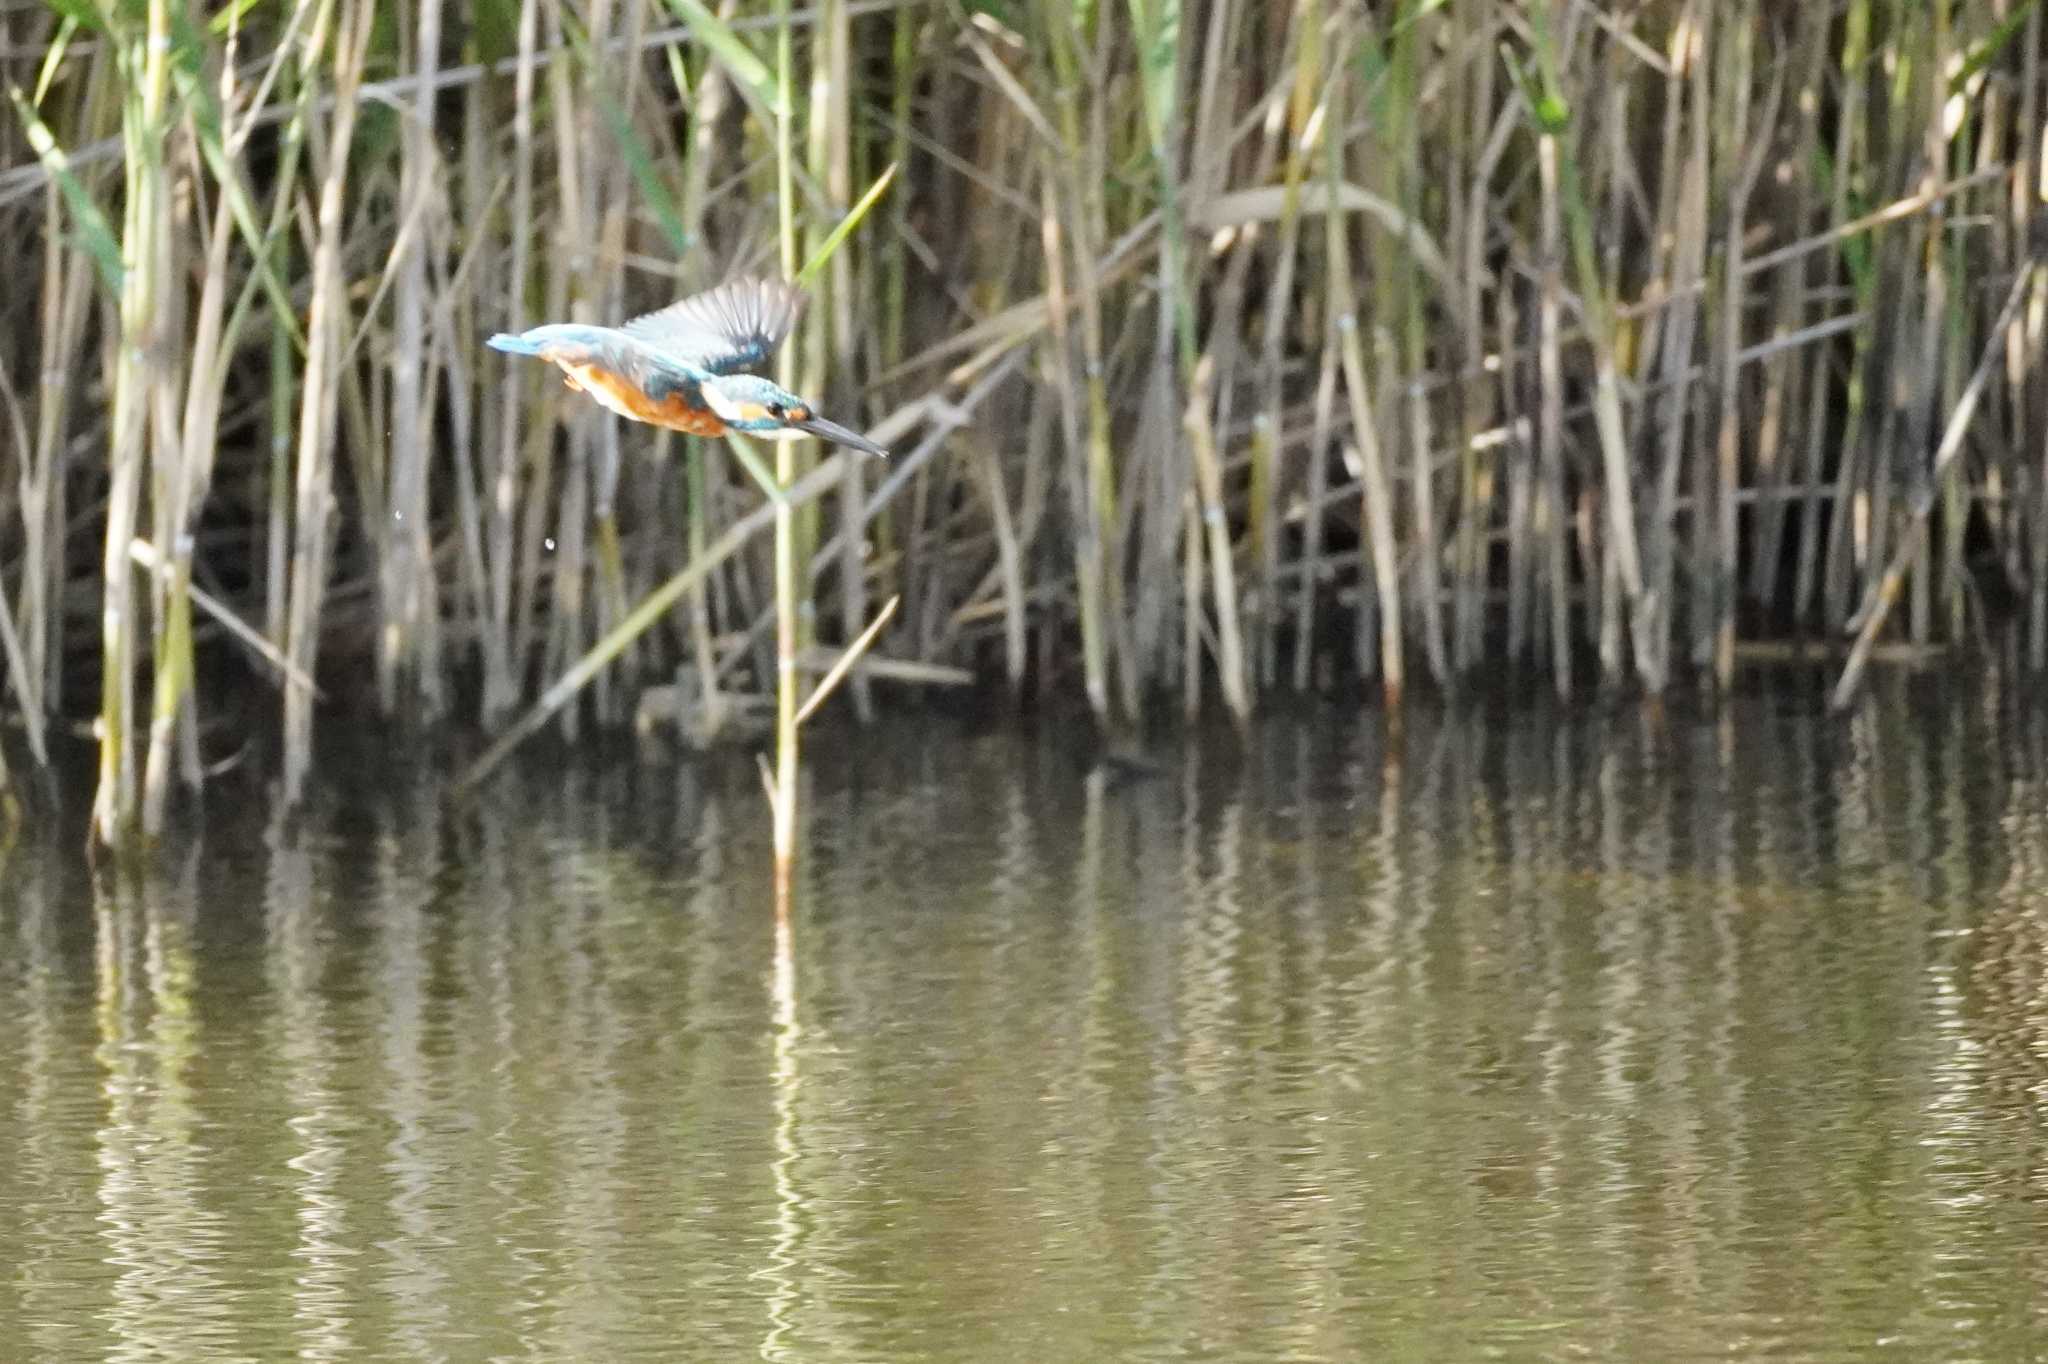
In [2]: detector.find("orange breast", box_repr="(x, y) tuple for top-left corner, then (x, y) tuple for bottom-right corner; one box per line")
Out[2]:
(563, 363), (728, 437)
(645, 395), (732, 437)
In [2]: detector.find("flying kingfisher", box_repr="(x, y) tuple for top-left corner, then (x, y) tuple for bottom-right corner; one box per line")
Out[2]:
(486, 278), (888, 457)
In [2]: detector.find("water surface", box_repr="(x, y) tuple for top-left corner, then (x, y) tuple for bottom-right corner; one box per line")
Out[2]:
(4, 685), (2047, 1360)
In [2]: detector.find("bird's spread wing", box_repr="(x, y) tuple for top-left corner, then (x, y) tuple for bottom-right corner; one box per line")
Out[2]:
(621, 278), (806, 375)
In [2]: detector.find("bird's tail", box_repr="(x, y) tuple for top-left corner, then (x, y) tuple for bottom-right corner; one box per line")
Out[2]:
(486, 332), (545, 356)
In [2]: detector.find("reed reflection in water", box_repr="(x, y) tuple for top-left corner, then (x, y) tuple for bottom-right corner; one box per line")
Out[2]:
(2, 685), (2047, 1360)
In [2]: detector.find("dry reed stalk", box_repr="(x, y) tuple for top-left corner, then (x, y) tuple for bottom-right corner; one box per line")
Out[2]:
(1639, 2), (1706, 690)
(1789, 86), (1845, 618)
(1264, 0), (1325, 687)
(593, 0), (651, 730)
(1129, 0), (1198, 706)
(670, 21), (735, 740)
(1535, 125), (1572, 698)
(1178, 9), (1281, 696)
(542, 0), (595, 738)
(441, 170), (505, 733)
(24, 83), (93, 720)
(0, 473), (43, 770)
(2034, 256), (2048, 672)
(1834, 267), (2030, 709)
(1709, 8), (1765, 689)
(265, 311), (293, 652)
(1035, 174), (1102, 709)
(480, 0), (544, 724)
(810, 0), (868, 716)
(1455, 22), (1512, 674)
(1498, 281), (1532, 666)
(1183, 355), (1247, 721)
(89, 0), (177, 846)
(1747, 26), (1824, 615)
(0, 377), (45, 769)
(1941, 15), (1990, 643)
(1529, 1), (1647, 688)
(26, 165), (94, 725)
(1909, 0), (1955, 652)
(1380, 5), (1446, 688)
(282, 0), (373, 808)
(1180, 479), (1203, 718)
(768, 0), (801, 874)
(141, 140), (237, 835)
(1202, 211), (1278, 692)
(1978, 53), (2021, 609)
(1290, 324), (1338, 692)
(381, 0), (449, 720)
(1690, 2), (1732, 678)
(1818, 0), (1876, 634)
(969, 433), (1029, 691)
(1033, 0), (1123, 719)
(1331, 263), (1403, 704)
(2020, 1), (2048, 669)
(239, 23), (319, 668)
(865, 1), (917, 639)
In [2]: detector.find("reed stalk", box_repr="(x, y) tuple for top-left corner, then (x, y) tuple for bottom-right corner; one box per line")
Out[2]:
(1534, 110), (1572, 697)
(1708, 4), (1765, 689)
(142, 144), (232, 835)
(1834, 267), (2031, 708)
(1183, 356), (1247, 720)
(86, 0), (175, 846)
(27, 103), (98, 725)
(767, 0), (801, 873)
(1329, 170), (1403, 702)
(278, 0), (369, 807)
(1526, 3), (1648, 688)
(1640, 3), (1707, 690)
(381, 0), (448, 720)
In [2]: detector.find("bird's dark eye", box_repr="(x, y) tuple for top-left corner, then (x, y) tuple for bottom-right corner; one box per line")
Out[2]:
(767, 402), (786, 419)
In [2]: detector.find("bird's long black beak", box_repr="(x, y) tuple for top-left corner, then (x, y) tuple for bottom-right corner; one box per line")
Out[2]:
(794, 415), (889, 458)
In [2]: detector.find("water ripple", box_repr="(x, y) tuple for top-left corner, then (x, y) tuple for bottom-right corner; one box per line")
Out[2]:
(0, 698), (2045, 1358)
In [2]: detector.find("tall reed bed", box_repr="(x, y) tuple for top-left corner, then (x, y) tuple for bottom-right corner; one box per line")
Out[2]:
(2, 0), (2045, 840)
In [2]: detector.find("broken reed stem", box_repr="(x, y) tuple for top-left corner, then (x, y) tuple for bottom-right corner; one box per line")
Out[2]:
(1183, 356), (1248, 722)
(458, 454), (849, 791)
(1333, 307), (1404, 708)
(795, 593), (898, 726)
(1832, 266), (2031, 710)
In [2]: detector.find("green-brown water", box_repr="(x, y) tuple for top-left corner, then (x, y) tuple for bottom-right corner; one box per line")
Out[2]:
(4, 687), (2047, 1361)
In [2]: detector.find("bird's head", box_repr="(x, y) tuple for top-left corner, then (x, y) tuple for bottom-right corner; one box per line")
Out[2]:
(699, 374), (887, 457)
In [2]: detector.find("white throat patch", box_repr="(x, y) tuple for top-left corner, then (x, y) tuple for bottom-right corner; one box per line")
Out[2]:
(700, 382), (746, 422)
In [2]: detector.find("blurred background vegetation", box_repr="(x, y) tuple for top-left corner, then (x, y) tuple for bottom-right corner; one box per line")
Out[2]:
(1, 0), (2044, 841)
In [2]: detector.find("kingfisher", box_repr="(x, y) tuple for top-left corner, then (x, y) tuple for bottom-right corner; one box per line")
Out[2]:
(486, 278), (888, 457)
